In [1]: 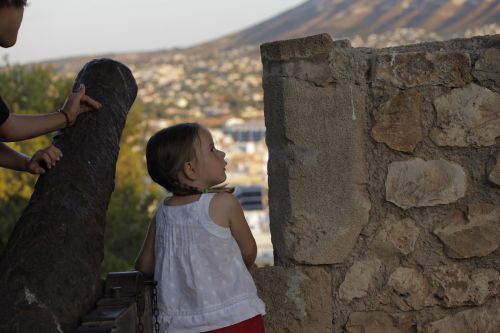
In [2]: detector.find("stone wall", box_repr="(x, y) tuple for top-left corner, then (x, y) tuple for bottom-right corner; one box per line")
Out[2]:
(256, 33), (500, 332)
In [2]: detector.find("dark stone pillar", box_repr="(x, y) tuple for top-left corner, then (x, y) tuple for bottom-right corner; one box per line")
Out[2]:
(0, 59), (137, 332)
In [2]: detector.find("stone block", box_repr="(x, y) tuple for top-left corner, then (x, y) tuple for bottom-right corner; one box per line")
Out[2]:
(472, 48), (500, 93)
(371, 89), (423, 152)
(427, 265), (499, 308)
(386, 265), (499, 311)
(253, 266), (332, 333)
(260, 33), (333, 63)
(422, 301), (500, 333)
(369, 217), (420, 257)
(430, 83), (500, 147)
(339, 259), (382, 301)
(262, 35), (371, 264)
(375, 51), (471, 88)
(386, 267), (437, 311)
(433, 204), (500, 258)
(488, 153), (500, 186)
(346, 311), (415, 333)
(386, 158), (466, 209)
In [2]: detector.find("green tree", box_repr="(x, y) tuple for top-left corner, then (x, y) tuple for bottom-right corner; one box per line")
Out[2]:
(0, 64), (71, 250)
(101, 101), (161, 274)
(0, 64), (160, 276)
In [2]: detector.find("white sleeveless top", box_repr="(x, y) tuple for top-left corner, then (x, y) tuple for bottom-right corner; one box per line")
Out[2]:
(154, 193), (266, 333)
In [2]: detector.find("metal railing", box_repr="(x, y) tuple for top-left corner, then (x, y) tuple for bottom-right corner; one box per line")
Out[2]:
(77, 271), (157, 333)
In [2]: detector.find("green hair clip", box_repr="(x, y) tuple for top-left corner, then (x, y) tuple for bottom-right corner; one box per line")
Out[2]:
(201, 188), (209, 194)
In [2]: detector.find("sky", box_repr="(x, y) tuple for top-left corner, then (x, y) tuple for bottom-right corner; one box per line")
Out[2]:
(1, 0), (306, 65)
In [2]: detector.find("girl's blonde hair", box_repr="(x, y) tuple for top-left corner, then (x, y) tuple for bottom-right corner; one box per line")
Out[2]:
(146, 122), (232, 196)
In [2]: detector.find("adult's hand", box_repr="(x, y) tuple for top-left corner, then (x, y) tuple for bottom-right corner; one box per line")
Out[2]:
(60, 84), (102, 126)
(26, 145), (63, 174)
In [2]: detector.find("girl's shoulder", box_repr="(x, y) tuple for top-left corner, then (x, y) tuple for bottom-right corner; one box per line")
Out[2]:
(210, 191), (240, 209)
(208, 192), (242, 228)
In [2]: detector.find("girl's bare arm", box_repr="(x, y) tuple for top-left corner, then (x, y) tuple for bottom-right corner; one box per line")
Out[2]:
(215, 193), (257, 268)
(135, 215), (157, 277)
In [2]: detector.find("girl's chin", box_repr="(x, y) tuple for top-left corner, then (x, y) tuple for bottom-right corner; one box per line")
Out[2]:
(214, 177), (227, 186)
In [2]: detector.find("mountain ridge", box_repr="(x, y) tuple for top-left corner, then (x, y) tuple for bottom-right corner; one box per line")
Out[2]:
(188, 0), (499, 52)
(38, 0), (499, 70)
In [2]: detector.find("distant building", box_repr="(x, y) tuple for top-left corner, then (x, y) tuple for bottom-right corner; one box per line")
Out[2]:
(223, 121), (265, 142)
(234, 185), (264, 211)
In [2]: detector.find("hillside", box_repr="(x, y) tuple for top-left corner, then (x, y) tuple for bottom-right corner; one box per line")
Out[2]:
(190, 0), (500, 52)
(41, 0), (499, 73)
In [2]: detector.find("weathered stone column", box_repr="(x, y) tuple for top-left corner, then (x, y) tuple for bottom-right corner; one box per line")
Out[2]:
(0, 59), (137, 332)
(261, 34), (371, 265)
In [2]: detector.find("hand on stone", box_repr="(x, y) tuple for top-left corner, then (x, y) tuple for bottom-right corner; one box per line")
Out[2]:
(27, 145), (63, 174)
(59, 83), (102, 126)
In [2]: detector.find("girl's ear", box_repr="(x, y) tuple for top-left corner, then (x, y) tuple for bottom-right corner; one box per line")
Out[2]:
(183, 161), (197, 180)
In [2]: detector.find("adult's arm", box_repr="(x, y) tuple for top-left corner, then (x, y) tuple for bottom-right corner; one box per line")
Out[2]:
(0, 142), (29, 171)
(0, 112), (67, 141)
(0, 142), (62, 174)
(0, 84), (101, 142)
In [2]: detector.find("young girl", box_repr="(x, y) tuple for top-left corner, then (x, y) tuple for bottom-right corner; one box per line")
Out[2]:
(135, 122), (266, 333)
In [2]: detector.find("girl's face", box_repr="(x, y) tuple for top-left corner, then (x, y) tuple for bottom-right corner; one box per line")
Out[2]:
(193, 128), (227, 188)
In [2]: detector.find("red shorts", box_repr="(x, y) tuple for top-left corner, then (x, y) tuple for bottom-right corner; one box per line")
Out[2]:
(201, 315), (265, 333)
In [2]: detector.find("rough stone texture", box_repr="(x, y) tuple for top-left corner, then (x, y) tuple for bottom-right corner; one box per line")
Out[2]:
(488, 153), (500, 186)
(346, 311), (415, 333)
(386, 265), (499, 311)
(422, 301), (500, 333)
(0, 59), (137, 332)
(262, 35), (371, 264)
(253, 266), (332, 333)
(371, 89), (423, 152)
(339, 259), (382, 301)
(375, 51), (471, 88)
(433, 204), (500, 258)
(472, 48), (500, 93)
(430, 83), (500, 147)
(386, 267), (437, 311)
(369, 217), (420, 257)
(427, 265), (499, 308)
(260, 33), (500, 332)
(386, 158), (467, 209)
